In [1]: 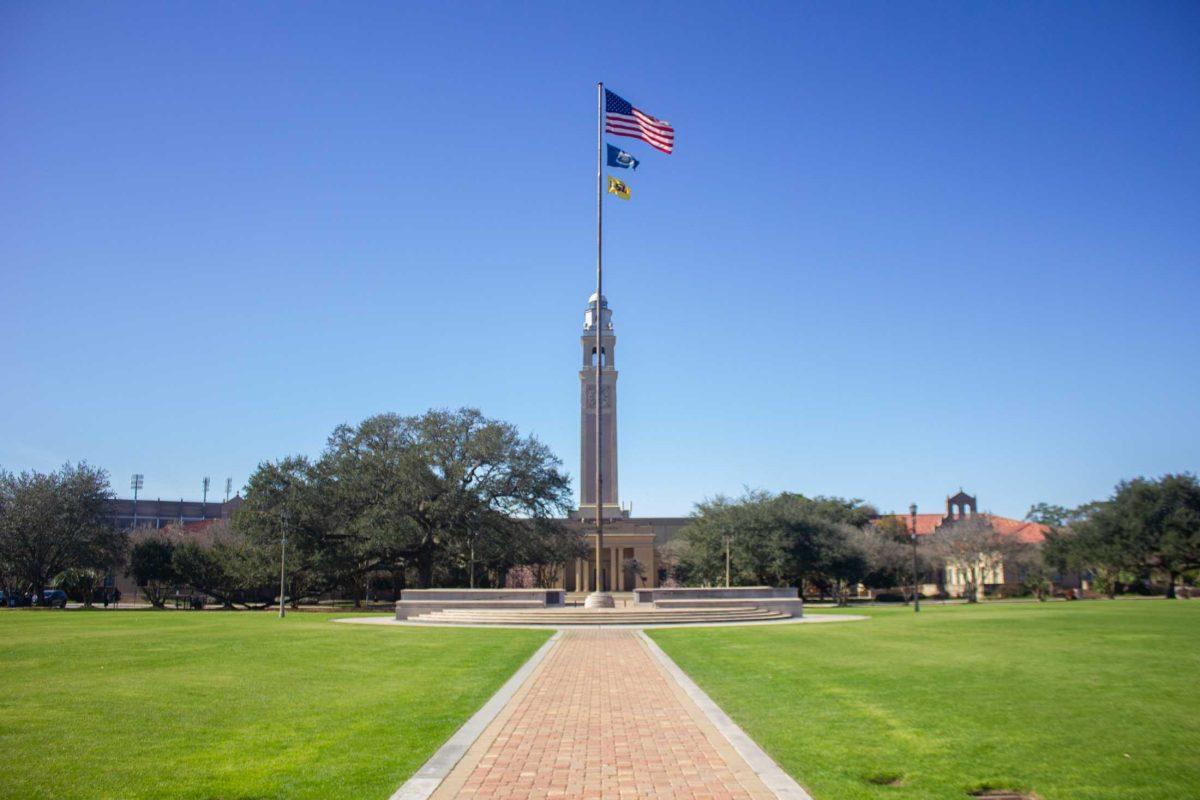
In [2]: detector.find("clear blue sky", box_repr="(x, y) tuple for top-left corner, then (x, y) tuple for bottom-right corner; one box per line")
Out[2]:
(2, 1), (1197, 517)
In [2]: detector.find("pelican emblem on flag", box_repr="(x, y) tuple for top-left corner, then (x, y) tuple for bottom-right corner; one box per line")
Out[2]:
(606, 144), (640, 170)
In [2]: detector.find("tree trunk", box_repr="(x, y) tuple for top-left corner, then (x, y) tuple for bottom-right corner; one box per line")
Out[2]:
(417, 547), (434, 588)
(146, 586), (166, 609)
(1166, 572), (1177, 599)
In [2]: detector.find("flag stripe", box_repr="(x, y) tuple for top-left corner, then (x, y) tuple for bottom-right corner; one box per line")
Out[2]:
(607, 118), (672, 136)
(607, 128), (673, 154)
(606, 111), (674, 136)
(606, 124), (674, 150)
(630, 109), (673, 132)
(607, 128), (673, 151)
(605, 118), (674, 145)
(607, 117), (674, 141)
(611, 110), (674, 133)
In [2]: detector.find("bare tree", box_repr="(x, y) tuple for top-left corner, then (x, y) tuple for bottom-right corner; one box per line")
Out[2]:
(851, 520), (929, 602)
(1007, 540), (1052, 600)
(926, 516), (1017, 602)
(623, 557), (647, 589)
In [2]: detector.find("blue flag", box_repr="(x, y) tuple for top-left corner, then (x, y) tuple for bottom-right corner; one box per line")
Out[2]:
(606, 144), (640, 171)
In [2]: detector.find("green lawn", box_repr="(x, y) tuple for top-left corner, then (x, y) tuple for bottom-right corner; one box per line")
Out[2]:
(649, 601), (1200, 800)
(0, 611), (549, 800)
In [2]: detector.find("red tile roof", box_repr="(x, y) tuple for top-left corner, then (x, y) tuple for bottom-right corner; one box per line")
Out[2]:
(877, 513), (1047, 543)
(985, 515), (1049, 544)
(888, 513), (945, 536)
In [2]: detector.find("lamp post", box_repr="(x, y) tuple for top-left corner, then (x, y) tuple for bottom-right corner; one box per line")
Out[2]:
(723, 529), (732, 589)
(909, 503), (920, 613)
(279, 507), (289, 619)
(469, 533), (476, 590)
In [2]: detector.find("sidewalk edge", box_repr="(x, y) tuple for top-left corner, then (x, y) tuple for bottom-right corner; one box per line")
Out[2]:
(389, 630), (563, 800)
(638, 631), (815, 800)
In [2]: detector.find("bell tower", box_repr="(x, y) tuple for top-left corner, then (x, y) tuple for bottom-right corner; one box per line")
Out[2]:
(579, 292), (620, 518)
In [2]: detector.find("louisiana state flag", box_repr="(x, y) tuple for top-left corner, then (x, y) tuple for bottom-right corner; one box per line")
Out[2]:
(606, 175), (631, 200)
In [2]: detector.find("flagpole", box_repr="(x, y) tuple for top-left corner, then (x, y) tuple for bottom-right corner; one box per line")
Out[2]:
(593, 80), (606, 600)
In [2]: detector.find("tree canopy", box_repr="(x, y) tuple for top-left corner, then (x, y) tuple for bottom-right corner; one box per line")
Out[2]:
(1046, 474), (1200, 598)
(677, 490), (876, 601)
(235, 408), (577, 596)
(0, 463), (124, 599)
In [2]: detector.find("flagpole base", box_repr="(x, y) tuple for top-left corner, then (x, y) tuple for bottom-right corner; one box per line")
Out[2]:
(584, 592), (615, 609)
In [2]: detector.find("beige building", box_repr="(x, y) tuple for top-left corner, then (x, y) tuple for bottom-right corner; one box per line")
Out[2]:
(879, 490), (1049, 597)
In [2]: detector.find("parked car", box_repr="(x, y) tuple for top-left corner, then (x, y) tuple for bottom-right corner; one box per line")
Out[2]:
(32, 589), (68, 608)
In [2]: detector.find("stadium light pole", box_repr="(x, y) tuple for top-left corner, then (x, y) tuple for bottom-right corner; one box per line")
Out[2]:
(910, 503), (920, 613)
(202, 477), (210, 517)
(129, 474), (145, 606)
(224, 477), (233, 503)
(130, 474), (144, 529)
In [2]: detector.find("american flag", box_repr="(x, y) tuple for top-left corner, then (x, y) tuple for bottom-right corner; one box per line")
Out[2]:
(605, 89), (674, 155)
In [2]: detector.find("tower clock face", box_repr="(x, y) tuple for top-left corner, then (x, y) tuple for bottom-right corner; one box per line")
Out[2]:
(585, 386), (612, 409)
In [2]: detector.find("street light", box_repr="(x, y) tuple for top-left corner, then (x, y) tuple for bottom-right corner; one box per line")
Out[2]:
(469, 533), (476, 589)
(279, 507), (289, 619)
(723, 528), (732, 589)
(909, 503), (920, 613)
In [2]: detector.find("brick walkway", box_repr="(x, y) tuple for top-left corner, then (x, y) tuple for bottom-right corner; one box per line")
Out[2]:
(431, 630), (777, 800)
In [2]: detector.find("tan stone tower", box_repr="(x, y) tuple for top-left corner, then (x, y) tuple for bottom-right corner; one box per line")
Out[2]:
(579, 293), (621, 519)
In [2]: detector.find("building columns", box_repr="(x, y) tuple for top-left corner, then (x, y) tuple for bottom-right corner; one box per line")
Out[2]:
(570, 537), (658, 592)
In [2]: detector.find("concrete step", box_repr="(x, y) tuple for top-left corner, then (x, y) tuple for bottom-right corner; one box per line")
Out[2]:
(407, 606), (791, 626)
(427, 609), (780, 620)
(650, 598), (806, 615)
(415, 618), (783, 625)
(650, 599), (763, 608)
(416, 618), (771, 623)
(397, 600), (547, 610)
